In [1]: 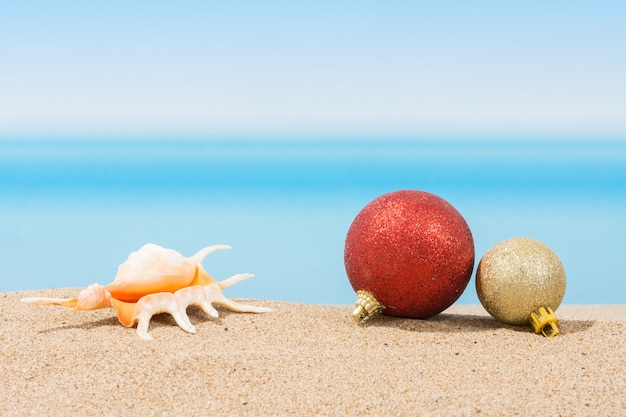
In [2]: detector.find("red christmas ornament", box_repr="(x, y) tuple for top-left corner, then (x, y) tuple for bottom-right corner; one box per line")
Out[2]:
(345, 190), (474, 322)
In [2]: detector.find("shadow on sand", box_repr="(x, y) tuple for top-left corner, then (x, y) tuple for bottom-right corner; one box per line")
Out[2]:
(359, 311), (595, 335)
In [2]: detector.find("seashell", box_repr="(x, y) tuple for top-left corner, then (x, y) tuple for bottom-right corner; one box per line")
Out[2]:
(21, 244), (272, 340)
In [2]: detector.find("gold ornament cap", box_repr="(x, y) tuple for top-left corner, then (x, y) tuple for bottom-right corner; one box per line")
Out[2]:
(352, 290), (384, 323)
(530, 306), (559, 338)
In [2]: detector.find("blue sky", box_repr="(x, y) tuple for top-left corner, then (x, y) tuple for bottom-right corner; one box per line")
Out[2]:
(1, 1), (625, 138)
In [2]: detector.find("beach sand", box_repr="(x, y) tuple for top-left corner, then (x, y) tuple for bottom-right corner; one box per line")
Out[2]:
(1, 288), (624, 417)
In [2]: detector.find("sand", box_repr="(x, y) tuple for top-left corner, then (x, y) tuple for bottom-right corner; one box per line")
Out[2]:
(1, 288), (624, 417)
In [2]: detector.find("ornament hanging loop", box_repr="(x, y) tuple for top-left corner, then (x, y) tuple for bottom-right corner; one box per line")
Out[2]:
(353, 290), (384, 323)
(530, 306), (560, 337)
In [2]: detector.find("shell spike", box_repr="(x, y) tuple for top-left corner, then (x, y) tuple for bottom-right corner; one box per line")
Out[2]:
(192, 245), (232, 263)
(21, 296), (79, 309)
(21, 284), (112, 310)
(218, 273), (255, 289)
(133, 291), (197, 340)
(136, 322), (155, 341)
(203, 286), (273, 314)
(175, 285), (219, 318)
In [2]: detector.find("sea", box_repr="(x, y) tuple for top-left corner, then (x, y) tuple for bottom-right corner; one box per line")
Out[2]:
(1, 138), (625, 305)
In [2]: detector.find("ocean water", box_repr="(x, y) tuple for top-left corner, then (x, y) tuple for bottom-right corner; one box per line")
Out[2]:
(1, 139), (625, 305)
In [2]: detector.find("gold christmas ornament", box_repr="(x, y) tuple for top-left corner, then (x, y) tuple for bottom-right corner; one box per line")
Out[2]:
(476, 237), (566, 337)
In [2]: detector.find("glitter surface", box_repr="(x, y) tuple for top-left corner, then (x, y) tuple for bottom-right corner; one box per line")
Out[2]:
(344, 190), (475, 319)
(476, 237), (566, 325)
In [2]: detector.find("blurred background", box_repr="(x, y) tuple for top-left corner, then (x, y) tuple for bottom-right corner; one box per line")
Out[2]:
(1, 2), (625, 305)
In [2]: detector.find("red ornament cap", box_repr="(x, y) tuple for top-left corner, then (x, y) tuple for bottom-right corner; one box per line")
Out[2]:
(344, 190), (474, 321)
